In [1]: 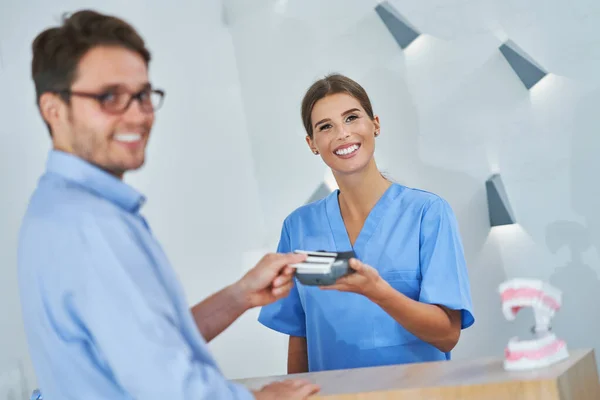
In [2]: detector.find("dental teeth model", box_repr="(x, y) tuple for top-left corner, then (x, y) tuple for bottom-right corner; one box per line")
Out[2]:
(499, 278), (569, 370)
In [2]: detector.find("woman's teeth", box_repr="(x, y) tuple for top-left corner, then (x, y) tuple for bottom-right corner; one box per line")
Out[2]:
(335, 144), (359, 156)
(115, 133), (142, 143)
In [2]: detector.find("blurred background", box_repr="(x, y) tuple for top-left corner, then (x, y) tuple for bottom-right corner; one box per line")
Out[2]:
(2, 0), (600, 396)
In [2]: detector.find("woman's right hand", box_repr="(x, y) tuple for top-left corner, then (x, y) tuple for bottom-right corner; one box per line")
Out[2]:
(253, 379), (320, 399)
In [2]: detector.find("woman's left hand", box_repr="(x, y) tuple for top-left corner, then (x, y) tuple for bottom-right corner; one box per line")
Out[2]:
(319, 258), (385, 299)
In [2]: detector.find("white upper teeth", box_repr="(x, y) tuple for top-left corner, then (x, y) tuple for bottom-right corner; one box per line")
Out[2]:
(335, 144), (359, 155)
(115, 133), (142, 143)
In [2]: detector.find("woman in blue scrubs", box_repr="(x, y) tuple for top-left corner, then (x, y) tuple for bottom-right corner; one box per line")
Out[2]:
(258, 73), (474, 373)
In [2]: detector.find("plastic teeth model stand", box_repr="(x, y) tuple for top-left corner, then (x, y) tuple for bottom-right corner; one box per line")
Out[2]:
(498, 278), (569, 370)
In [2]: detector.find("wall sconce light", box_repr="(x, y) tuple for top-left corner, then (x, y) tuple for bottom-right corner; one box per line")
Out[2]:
(486, 174), (516, 227)
(375, 1), (420, 50)
(499, 40), (548, 90)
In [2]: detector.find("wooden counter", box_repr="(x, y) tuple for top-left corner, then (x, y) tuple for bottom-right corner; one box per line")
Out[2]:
(235, 348), (600, 399)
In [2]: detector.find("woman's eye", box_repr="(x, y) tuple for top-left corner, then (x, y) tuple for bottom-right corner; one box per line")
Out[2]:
(346, 115), (358, 122)
(318, 124), (332, 131)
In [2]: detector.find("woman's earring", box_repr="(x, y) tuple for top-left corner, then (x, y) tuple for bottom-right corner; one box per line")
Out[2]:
(313, 150), (319, 155)
(375, 131), (379, 137)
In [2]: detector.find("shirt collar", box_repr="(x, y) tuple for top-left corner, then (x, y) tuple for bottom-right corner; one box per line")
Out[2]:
(45, 150), (146, 213)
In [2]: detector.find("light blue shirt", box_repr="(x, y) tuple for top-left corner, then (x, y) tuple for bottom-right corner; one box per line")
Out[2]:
(258, 183), (475, 372)
(17, 150), (254, 400)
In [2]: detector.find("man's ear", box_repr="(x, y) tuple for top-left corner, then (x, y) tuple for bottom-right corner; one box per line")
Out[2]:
(39, 92), (62, 129)
(305, 135), (318, 155)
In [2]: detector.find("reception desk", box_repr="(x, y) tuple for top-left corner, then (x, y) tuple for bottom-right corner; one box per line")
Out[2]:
(235, 348), (600, 399)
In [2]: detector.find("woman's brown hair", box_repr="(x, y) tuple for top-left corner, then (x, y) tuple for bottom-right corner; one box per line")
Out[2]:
(301, 73), (375, 139)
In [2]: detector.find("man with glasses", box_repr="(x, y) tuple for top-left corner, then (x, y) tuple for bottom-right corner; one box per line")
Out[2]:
(17, 9), (319, 400)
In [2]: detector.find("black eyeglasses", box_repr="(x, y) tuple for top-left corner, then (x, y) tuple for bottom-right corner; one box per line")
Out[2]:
(52, 87), (165, 114)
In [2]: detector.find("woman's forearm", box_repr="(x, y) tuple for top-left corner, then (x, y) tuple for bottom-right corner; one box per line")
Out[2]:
(369, 280), (462, 352)
(287, 336), (309, 374)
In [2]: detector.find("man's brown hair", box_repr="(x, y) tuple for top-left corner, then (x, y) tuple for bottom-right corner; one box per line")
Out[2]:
(31, 10), (151, 135)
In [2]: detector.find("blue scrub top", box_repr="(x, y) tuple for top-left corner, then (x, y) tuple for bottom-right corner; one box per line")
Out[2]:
(258, 183), (474, 372)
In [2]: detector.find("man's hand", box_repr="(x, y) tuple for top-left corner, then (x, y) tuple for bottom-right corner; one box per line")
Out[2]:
(319, 258), (385, 300)
(235, 252), (307, 309)
(190, 252), (306, 342)
(253, 379), (320, 399)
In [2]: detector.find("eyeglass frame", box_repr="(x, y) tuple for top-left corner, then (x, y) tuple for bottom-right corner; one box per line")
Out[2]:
(49, 85), (166, 115)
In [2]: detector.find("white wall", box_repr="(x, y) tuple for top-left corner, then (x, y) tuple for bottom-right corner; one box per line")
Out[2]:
(3, 0), (600, 395)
